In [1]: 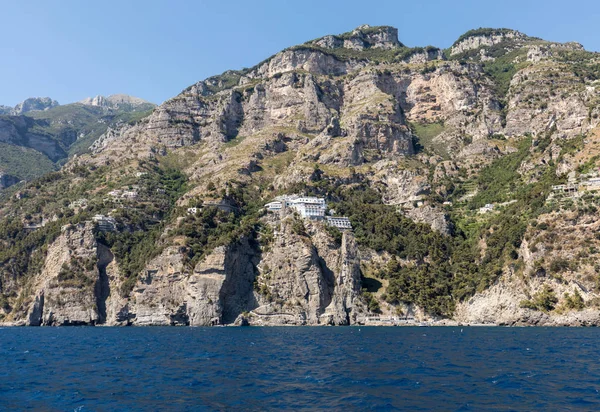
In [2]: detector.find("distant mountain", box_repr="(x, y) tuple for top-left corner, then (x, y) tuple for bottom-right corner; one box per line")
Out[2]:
(0, 97), (59, 116)
(13, 97), (59, 115)
(79, 94), (155, 111)
(0, 95), (156, 185)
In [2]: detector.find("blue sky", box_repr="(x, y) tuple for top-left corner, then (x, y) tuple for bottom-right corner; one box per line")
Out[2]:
(1, 0), (598, 106)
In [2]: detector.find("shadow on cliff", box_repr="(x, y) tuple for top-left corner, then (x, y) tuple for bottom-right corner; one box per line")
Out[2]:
(219, 235), (262, 324)
(95, 243), (113, 324)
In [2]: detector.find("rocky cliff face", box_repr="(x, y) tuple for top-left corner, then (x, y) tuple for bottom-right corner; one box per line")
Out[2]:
(25, 222), (102, 326)
(450, 29), (527, 56)
(310, 25), (402, 51)
(248, 214), (364, 326)
(3, 25), (600, 327)
(12, 97), (59, 115)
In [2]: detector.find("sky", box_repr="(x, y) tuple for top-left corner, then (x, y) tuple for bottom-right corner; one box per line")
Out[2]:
(1, 0), (599, 106)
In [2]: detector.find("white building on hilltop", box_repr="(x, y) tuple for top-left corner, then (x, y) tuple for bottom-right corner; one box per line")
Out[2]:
(265, 195), (351, 229)
(266, 195), (326, 219)
(290, 197), (326, 219)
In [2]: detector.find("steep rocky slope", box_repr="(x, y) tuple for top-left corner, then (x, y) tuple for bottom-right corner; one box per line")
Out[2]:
(2, 25), (600, 326)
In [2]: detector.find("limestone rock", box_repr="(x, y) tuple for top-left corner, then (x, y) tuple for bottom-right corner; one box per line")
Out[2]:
(26, 222), (101, 326)
(13, 97), (59, 115)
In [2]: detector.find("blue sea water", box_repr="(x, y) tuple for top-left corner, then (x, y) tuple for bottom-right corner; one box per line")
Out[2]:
(1, 327), (600, 411)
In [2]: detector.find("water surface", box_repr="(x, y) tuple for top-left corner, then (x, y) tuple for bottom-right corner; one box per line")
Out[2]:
(1, 327), (599, 410)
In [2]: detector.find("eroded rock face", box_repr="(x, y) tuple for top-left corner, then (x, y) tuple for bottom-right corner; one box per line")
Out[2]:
(87, 214), (366, 327)
(26, 223), (101, 326)
(0, 117), (67, 161)
(504, 64), (600, 138)
(119, 236), (259, 326)
(311, 25), (402, 51)
(249, 215), (364, 326)
(450, 30), (526, 56)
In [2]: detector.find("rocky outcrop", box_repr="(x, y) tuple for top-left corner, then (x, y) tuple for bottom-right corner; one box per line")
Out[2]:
(405, 205), (452, 235)
(248, 215), (364, 326)
(26, 223), (101, 326)
(13, 97), (59, 115)
(121, 236), (259, 326)
(114, 214), (366, 327)
(504, 64), (600, 138)
(311, 25), (402, 51)
(450, 29), (526, 56)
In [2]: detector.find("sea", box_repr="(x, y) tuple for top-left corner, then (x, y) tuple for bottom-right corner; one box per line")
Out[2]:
(1, 326), (599, 411)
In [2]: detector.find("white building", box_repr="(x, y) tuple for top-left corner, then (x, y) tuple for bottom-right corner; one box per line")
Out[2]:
(69, 198), (88, 209)
(478, 203), (494, 214)
(265, 195), (352, 229)
(265, 195), (326, 219)
(187, 207), (199, 215)
(325, 216), (352, 230)
(289, 197), (326, 219)
(265, 201), (283, 211)
(122, 191), (138, 200)
(582, 177), (600, 191)
(93, 214), (117, 232)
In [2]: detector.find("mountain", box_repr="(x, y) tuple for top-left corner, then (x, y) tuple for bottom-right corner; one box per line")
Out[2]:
(0, 97), (59, 116)
(0, 95), (156, 184)
(1, 25), (600, 327)
(78, 94), (156, 111)
(13, 97), (59, 115)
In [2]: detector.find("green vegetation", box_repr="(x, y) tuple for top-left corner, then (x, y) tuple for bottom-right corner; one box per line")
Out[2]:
(289, 44), (440, 66)
(0, 143), (56, 180)
(362, 291), (381, 313)
(410, 122), (447, 157)
(453, 28), (521, 47)
(223, 135), (247, 148)
(555, 49), (600, 81)
(0, 218), (66, 282)
(469, 138), (531, 208)
(95, 167), (188, 296)
(563, 290), (585, 310)
(287, 181), (459, 316)
(520, 286), (558, 312)
(0, 103), (155, 184)
(56, 258), (96, 289)
(173, 180), (264, 271)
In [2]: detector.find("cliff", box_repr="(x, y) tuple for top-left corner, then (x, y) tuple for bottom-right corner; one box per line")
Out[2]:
(2, 25), (600, 326)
